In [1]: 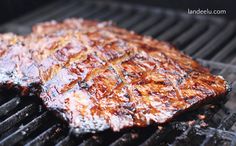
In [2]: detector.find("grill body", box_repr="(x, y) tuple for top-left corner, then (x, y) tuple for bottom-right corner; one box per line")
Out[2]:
(0, 0), (236, 146)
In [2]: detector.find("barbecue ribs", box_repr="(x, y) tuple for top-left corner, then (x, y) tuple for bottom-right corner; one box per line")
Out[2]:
(0, 19), (230, 134)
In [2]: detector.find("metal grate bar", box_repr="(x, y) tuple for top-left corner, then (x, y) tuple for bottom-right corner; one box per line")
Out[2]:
(25, 1), (82, 26)
(207, 108), (229, 127)
(169, 105), (226, 146)
(139, 126), (174, 146)
(119, 10), (148, 29)
(172, 22), (208, 49)
(88, 3), (121, 21)
(0, 112), (48, 146)
(114, 11), (135, 24)
(171, 127), (207, 146)
(0, 97), (20, 117)
(96, 5), (120, 21)
(131, 13), (163, 33)
(171, 126), (236, 146)
(200, 127), (236, 146)
(88, 5), (112, 20)
(217, 60), (236, 83)
(194, 22), (236, 59)
(78, 136), (103, 146)
(184, 25), (222, 55)
(44, 2), (93, 21)
(0, 96), (8, 105)
(169, 125), (193, 146)
(13, 0), (67, 24)
(0, 104), (36, 134)
(78, 4), (107, 19)
(54, 3), (93, 21)
(109, 132), (139, 146)
(25, 124), (63, 146)
(218, 113), (236, 130)
(197, 59), (236, 74)
(229, 57), (236, 65)
(143, 13), (177, 37)
(212, 36), (236, 62)
(55, 135), (79, 146)
(157, 19), (193, 41)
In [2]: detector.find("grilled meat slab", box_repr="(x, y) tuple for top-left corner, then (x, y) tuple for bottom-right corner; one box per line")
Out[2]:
(0, 19), (229, 134)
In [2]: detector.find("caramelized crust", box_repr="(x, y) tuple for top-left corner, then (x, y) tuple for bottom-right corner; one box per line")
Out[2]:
(0, 19), (229, 133)
(36, 19), (228, 133)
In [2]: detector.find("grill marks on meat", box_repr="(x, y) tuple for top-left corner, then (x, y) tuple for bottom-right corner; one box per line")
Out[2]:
(36, 19), (228, 133)
(0, 19), (229, 134)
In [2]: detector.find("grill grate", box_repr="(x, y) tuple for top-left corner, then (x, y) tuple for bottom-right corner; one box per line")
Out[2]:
(0, 0), (236, 146)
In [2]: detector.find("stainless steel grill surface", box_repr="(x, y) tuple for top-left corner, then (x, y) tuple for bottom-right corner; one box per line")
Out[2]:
(0, 0), (235, 146)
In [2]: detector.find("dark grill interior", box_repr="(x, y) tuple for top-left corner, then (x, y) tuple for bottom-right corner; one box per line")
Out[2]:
(0, 0), (236, 146)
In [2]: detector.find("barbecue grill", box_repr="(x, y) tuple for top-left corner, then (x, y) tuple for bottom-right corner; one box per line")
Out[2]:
(0, 0), (236, 146)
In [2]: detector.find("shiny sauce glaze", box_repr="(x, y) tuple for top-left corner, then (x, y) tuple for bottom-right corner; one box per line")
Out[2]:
(0, 19), (229, 134)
